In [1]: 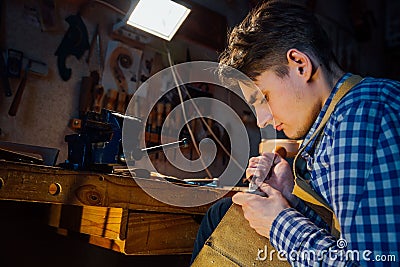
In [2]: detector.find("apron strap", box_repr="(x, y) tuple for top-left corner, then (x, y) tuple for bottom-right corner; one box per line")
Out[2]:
(292, 74), (363, 239)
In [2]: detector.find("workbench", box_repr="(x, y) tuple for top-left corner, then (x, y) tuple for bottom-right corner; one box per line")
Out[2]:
(0, 160), (231, 256)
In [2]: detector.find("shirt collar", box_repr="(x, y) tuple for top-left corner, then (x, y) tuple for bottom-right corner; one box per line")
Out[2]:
(300, 72), (352, 154)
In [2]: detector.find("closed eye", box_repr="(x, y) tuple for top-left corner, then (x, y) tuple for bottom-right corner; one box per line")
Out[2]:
(261, 93), (269, 103)
(248, 94), (257, 105)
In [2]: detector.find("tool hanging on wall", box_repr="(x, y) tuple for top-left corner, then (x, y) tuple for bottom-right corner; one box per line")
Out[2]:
(0, 0), (11, 97)
(0, 50), (12, 97)
(86, 24), (99, 64)
(78, 75), (93, 117)
(91, 26), (105, 113)
(55, 14), (89, 81)
(79, 24), (101, 116)
(6, 49), (23, 78)
(8, 58), (48, 116)
(107, 46), (131, 113)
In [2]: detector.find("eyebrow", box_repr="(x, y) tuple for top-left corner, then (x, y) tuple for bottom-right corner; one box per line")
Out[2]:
(248, 91), (268, 105)
(248, 92), (258, 105)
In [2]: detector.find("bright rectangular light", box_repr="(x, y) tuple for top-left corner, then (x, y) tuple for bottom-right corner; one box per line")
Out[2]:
(127, 0), (191, 41)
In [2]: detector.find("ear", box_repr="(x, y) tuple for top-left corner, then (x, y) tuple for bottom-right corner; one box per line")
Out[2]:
(286, 49), (313, 82)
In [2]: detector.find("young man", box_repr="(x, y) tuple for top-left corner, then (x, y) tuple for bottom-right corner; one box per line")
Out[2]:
(191, 1), (400, 266)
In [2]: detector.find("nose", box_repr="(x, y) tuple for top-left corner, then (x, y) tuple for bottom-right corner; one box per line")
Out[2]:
(256, 107), (273, 128)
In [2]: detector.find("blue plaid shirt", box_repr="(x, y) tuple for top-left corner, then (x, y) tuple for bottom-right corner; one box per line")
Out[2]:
(269, 73), (400, 266)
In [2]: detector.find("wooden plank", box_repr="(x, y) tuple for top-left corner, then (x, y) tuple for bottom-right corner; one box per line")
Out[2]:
(124, 211), (202, 255)
(73, 206), (124, 239)
(48, 204), (126, 240)
(47, 204), (202, 255)
(0, 160), (232, 215)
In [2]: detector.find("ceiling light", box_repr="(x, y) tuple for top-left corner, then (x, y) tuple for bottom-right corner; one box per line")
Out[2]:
(126, 0), (191, 41)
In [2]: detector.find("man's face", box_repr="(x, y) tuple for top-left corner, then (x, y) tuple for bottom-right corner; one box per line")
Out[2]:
(240, 69), (320, 139)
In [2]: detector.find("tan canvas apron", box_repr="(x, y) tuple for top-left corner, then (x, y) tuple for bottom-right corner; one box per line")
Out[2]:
(191, 75), (363, 266)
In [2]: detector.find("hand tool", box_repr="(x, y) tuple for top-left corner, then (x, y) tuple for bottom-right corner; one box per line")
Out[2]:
(91, 26), (105, 113)
(104, 89), (118, 110)
(6, 49), (23, 77)
(141, 138), (189, 155)
(79, 76), (94, 117)
(247, 149), (286, 196)
(8, 58), (48, 116)
(115, 91), (126, 113)
(0, 2), (12, 97)
(86, 24), (99, 64)
(0, 50), (12, 97)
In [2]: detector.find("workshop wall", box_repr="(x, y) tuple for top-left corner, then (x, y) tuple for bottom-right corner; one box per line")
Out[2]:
(0, 0), (133, 163)
(312, 0), (387, 77)
(0, 0), (234, 166)
(1, 0), (398, 167)
(0, 0), (81, 162)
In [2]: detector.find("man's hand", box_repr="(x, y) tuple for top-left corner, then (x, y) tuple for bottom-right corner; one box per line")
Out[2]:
(232, 184), (291, 237)
(246, 152), (295, 203)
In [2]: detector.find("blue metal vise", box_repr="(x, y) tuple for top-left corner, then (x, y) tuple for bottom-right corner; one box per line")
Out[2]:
(62, 109), (142, 172)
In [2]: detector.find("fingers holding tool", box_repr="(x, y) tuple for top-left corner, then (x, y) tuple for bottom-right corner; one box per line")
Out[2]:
(232, 183), (291, 237)
(246, 152), (283, 195)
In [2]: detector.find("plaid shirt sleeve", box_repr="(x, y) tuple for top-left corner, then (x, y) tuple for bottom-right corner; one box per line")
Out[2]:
(294, 197), (330, 231)
(269, 95), (400, 266)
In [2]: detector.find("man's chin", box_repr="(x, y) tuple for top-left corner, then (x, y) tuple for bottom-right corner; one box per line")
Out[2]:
(283, 129), (305, 140)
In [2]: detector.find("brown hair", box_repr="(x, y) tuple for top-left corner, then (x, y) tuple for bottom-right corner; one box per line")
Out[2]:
(219, 0), (340, 80)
